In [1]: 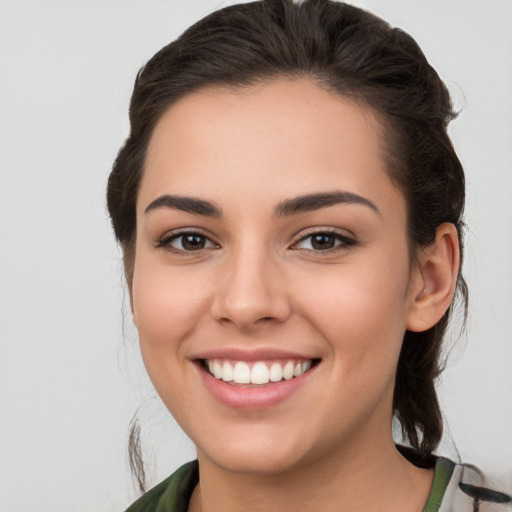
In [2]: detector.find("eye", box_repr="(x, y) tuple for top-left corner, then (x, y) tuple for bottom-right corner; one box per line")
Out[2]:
(292, 231), (356, 252)
(156, 231), (217, 252)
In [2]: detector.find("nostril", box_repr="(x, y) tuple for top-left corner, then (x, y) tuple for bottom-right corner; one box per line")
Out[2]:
(253, 316), (283, 326)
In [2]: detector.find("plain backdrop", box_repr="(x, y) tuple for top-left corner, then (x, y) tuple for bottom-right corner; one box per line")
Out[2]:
(0, 1), (511, 510)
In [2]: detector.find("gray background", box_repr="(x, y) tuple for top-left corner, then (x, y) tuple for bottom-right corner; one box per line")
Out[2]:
(0, 0), (511, 510)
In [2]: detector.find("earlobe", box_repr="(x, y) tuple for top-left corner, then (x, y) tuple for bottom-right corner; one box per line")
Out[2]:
(406, 223), (460, 332)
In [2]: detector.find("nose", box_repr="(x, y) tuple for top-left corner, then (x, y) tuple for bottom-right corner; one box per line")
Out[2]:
(211, 246), (291, 331)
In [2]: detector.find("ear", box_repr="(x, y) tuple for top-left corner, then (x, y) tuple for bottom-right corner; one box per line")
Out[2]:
(406, 223), (460, 332)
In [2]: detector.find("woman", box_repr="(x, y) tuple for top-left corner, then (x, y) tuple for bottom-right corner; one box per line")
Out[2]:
(107, 0), (510, 510)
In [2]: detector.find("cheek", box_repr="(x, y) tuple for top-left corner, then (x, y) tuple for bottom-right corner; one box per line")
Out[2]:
(131, 261), (211, 368)
(296, 252), (410, 381)
(130, 261), (219, 420)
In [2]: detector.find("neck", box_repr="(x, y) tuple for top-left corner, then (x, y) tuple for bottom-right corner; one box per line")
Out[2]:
(189, 432), (434, 512)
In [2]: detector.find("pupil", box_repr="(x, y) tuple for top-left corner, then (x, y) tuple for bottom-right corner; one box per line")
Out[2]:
(183, 235), (205, 250)
(312, 234), (335, 250)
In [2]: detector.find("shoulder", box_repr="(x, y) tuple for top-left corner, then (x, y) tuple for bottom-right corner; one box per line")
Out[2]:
(438, 460), (512, 512)
(397, 445), (511, 512)
(124, 460), (199, 512)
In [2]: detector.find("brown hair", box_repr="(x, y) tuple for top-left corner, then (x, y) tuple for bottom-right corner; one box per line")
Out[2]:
(107, 0), (467, 491)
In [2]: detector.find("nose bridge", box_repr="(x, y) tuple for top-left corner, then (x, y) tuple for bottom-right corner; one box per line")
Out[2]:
(212, 238), (290, 328)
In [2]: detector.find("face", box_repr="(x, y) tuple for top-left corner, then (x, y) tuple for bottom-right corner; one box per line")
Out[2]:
(132, 79), (421, 475)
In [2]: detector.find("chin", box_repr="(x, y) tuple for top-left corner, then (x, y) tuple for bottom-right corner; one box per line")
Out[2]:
(202, 446), (307, 476)
(194, 424), (316, 476)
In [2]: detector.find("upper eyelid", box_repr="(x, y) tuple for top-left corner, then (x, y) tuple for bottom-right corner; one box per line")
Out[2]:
(291, 227), (355, 243)
(155, 228), (219, 249)
(289, 229), (357, 252)
(159, 227), (215, 240)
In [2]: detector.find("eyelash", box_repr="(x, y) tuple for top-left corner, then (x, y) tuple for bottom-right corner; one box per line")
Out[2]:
(155, 229), (357, 254)
(155, 230), (218, 253)
(290, 229), (357, 253)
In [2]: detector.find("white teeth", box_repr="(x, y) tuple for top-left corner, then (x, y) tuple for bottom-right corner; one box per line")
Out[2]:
(301, 361), (311, 373)
(269, 362), (283, 382)
(233, 361), (251, 384)
(283, 361), (294, 380)
(206, 358), (315, 384)
(221, 361), (234, 382)
(251, 362), (270, 384)
(213, 360), (223, 379)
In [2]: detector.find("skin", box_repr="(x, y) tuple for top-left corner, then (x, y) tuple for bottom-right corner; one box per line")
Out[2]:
(131, 79), (459, 512)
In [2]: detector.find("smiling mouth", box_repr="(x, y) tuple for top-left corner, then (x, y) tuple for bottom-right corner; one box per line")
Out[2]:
(200, 358), (320, 386)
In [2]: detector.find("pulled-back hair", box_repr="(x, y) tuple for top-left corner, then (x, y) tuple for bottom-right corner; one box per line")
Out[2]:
(107, 0), (467, 491)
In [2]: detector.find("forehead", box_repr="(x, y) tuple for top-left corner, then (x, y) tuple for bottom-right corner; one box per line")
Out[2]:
(139, 78), (404, 218)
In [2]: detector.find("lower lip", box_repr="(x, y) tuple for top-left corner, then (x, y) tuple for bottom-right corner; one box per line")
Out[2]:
(196, 363), (316, 410)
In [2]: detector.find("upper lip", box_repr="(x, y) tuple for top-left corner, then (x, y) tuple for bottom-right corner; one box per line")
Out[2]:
(191, 347), (319, 362)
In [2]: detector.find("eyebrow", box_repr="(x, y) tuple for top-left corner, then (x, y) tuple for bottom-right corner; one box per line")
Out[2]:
(274, 191), (380, 217)
(144, 190), (380, 218)
(144, 195), (222, 217)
